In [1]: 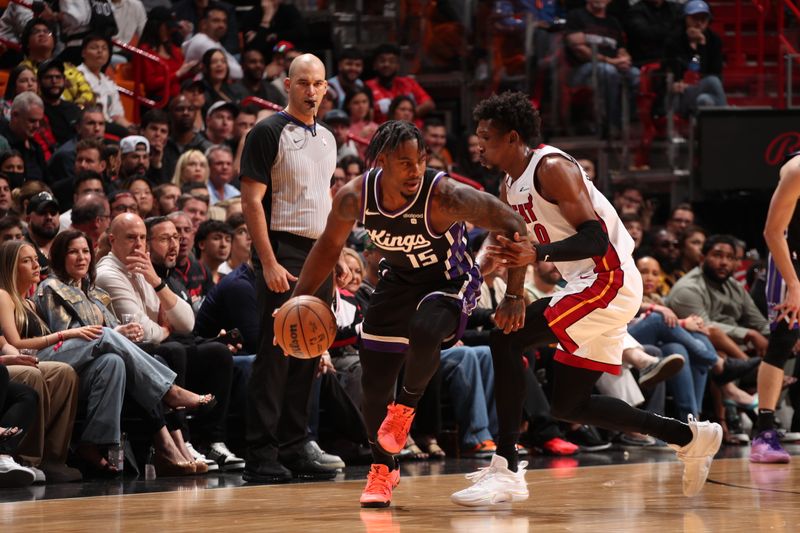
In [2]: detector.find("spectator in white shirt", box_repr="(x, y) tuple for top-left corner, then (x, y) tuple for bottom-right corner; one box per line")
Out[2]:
(77, 34), (130, 128)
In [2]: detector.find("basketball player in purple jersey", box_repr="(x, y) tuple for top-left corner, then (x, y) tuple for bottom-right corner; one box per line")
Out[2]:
(291, 120), (526, 508)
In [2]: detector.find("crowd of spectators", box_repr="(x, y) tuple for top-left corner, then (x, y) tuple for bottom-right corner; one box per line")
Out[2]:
(0, 0), (791, 490)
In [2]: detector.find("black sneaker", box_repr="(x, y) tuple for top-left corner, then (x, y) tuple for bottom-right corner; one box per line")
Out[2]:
(242, 459), (292, 484)
(567, 425), (612, 452)
(638, 354), (684, 388)
(282, 452), (339, 480)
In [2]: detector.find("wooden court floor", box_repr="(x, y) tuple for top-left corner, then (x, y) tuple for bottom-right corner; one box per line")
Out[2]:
(1, 457), (798, 532)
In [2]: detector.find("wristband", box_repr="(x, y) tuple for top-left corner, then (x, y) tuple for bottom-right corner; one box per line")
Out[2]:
(154, 279), (167, 292)
(505, 293), (522, 300)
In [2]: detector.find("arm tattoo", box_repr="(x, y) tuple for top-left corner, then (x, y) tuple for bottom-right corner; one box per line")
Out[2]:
(334, 190), (361, 221)
(436, 178), (527, 237)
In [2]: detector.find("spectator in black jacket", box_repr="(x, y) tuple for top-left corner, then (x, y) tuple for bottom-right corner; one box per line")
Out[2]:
(624, 0), (681, 66)
(661, 0), (727, 116)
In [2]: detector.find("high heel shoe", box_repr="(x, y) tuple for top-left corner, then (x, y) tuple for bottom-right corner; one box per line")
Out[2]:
(0, 427), (23, 443)
(163, 394), (217, 416)
(154, 451), (197, 477)
(712, 357), (761, 385)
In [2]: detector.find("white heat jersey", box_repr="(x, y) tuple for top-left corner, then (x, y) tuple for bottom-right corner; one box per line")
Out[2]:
(503, 144), (642, 372)
(504, 144), (636, 283)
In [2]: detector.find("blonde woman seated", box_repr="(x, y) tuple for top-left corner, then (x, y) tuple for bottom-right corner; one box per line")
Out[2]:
(0, 239), (210, 476)
(171, 150), (210, 189)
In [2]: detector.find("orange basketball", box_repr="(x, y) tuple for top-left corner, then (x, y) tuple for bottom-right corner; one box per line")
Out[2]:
(274, 295), (337, 359)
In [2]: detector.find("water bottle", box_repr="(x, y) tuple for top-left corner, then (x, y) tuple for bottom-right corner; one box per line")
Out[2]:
(145, 446), (157, 481)
(684, 54), (701, 85)
(108, 432), (125, 472)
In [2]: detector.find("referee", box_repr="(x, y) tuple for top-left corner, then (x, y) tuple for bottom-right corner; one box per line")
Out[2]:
(240, 54), (340, 482)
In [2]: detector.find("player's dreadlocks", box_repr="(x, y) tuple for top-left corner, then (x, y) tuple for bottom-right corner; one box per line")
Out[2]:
(473, 91), (541, 145)
(364, 120), (426, 168)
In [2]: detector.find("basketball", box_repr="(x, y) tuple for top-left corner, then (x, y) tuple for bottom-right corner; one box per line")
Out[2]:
(274, 295), (337, 359)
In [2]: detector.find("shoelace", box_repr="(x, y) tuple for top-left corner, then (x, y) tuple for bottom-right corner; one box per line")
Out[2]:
(383, 406), (414, 437)
(364, 467), (393, 495)
(464, 465), (497, 486)
(761, 431), (784, 450)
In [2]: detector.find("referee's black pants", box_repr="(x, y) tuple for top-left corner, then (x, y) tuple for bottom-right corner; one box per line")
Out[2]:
(246, 232), (332, 464)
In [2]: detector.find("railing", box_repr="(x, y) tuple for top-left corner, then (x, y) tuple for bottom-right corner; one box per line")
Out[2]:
(240, 96), (284, 112)
(110, 39), (171, 120)
(778, 0), (800, 106)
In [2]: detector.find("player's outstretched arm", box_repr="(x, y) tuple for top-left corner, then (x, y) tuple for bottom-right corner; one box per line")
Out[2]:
(292, 179), (362, 298)
(765, 159), (800, 327)
(429, 176), (527, 239)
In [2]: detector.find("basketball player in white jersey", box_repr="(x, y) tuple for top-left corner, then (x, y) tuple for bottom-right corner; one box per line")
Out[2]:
(451, 92), (723, 506)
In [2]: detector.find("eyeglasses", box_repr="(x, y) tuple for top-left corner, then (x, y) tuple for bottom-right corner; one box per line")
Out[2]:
(31, 28), (53, 36)
(151, 234), (180, 245)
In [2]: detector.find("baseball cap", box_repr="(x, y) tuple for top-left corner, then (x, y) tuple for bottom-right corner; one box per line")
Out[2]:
(120, 135), (150, 155)
(27, 191), (59, 214)
(206, 100), (239, 120)
(273, 40), (295, 54)
(684, 0), (711, 16)
(324, 109), (350, 125)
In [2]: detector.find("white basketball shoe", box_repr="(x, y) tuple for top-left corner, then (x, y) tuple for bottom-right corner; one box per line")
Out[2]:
(451, 454), (529, 507)
(668, 415), (723, 497)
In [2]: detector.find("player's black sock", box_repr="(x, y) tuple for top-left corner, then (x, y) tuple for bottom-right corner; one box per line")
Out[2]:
(396, 386), (424, 408)
(551, 362), (694, 447)
(369, 441), (397, 470)
(756, 409), (776, 433)
(496, 435), (520, 472)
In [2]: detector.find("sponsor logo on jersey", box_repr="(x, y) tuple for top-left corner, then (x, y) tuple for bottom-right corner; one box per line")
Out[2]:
(366, 229), (431, 252)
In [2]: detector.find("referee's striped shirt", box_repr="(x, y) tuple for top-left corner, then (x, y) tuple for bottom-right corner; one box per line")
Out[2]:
(240, 110), (336, 240)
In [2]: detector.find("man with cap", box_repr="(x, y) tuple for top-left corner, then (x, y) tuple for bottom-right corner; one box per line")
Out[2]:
(164, 95), (213, 172)
(233, 48), (286, 106)
(119, 135), (150, 184)
(25, 191), (60, 279)
(662, 0), (727, 116)
(203, 101), (237, 145)
(324, 109), (359, 161)
(38, 59), (81, 146)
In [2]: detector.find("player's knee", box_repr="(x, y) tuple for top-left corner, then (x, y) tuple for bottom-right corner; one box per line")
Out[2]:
(408, 319), (448, 352)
